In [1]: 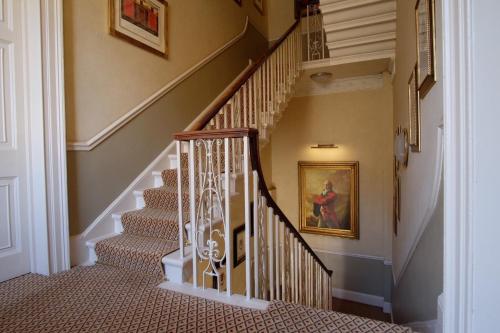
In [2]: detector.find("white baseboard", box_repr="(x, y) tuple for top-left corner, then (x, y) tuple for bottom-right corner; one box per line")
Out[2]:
(333, 288), (392, 314)
(159, 281), (269, 311)
(404, 320), (438, 333)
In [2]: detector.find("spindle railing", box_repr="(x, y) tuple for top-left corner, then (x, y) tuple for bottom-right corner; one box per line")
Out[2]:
(172, 20), (333, 311)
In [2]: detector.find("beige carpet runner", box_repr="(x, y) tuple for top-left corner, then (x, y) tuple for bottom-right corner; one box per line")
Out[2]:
(0, 265), (413, 332)
(95, 154), (190, 279)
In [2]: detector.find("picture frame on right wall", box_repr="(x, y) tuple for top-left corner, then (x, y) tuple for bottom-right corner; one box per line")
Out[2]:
(408, 64), (421, 152)
(415, 0), (436, 98)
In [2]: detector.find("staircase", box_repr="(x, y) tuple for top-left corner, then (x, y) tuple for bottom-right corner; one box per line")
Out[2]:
(85, 19), (333, 311)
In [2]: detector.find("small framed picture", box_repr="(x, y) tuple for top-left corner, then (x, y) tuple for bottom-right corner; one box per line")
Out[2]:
(254, 0), (264, 15)
(109, 0), (168, 58)
(233, 224), (246, 268)
(415, 0), (436, 98)
(408, 65), (421, 152)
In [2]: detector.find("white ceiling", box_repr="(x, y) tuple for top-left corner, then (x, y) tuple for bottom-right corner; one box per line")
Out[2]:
(320, 0), (396, 62)
(306, 0), (396, 77)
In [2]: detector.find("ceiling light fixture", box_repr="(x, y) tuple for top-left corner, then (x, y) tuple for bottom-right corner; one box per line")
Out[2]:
(310, 71), (333, 83)
(311, 144), (339, 149)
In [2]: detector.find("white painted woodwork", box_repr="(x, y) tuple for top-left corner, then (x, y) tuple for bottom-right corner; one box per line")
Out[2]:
(0, 0), (31, 282)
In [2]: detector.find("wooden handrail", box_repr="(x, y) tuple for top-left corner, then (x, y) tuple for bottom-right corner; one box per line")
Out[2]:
(191, 20), (300, 131)
(173, 128), (333, 276)
(174, 128), (257, 141)
(247, 131), (333, 276)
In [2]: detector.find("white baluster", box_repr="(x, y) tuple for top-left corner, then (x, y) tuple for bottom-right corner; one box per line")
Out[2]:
(294, 237), (298, 303)
(268, 207), (274, 301)
(281, 222), (286, 302)
(260, 195), (267, 300)
(188, 140), (197, 288)
(290, 233), (295, 303)
(224, 138), (232, 296)
(243, 83), (248, 127)
(243, 136), (251, 300)
(176, 141), (184, 259)
(275, 215), (281, 300)
(253, 171), (259, 298)
(307, 6), (310, 61)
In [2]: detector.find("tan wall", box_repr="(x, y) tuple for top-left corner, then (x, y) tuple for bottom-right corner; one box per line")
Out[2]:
(267, 0), (296, 41)
(270, 75), (393, 258)
(240, 0), (296, 42)
(391, 0), (444, 323)
(67, 25), (268, 235)
(64, 0), (248, 142)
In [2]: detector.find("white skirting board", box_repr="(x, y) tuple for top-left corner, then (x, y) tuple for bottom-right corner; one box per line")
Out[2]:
(332, 288), (392, 314)
(158, 281), (269, 311)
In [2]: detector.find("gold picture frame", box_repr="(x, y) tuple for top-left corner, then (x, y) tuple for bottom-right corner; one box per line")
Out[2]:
(298, 161), (359, 239)
(109, 0), (169, 58)
(415, 0), (436, 98)
(408, 64), (421, 152)
(254, 0), (264, 15)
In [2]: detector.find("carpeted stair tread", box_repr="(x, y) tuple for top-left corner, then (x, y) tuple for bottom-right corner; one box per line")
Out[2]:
(95, 234), (177, 278)
(121, 207), (187, 239)
(161, 169), (189, 188)
(143, 185), (193, 210)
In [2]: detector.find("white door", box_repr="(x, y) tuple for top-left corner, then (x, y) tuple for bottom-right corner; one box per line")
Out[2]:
(0, 0), (32, 282)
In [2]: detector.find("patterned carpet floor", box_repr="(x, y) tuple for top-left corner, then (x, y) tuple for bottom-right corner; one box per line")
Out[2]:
(0, 264), (412, 333)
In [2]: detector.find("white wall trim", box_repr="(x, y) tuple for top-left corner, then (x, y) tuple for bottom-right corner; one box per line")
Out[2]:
(67, 17), (249, 151)
(313, 247), (387, 262)
(302, 50), (395, 70)
(442, 0), (474, 332)
(333, 288), (392, 314)
(40, 0), (70, 273)
(294, 74), (384, 97)
(404, 320), (438, 333)
(23, 0), (51, 276)
(23, 0), (70, 275)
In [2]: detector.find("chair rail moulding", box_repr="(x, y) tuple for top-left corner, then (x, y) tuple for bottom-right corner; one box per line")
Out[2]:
(66, 17), (249, 151)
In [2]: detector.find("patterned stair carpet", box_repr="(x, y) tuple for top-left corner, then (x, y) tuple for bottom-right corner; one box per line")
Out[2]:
(0, 264), (412, 333)
(95, 154), (190, 279)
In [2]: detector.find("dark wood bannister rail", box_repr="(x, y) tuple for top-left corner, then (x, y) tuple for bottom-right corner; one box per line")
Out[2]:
(174, 128), (333, 276)
(189, 20), (301, 131)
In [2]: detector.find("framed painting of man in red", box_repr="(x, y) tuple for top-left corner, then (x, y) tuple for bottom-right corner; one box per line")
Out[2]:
(298, 161), (359, 239)
(109, 0), (168, 58)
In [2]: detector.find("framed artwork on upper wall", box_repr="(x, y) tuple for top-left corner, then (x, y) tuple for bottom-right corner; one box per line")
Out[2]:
(298, 161), (359, 239)
(408, 64), (421, 152)
(415, 0), (436, 98)
(109, 0), (168, 58)
(254, 0), (264, 15)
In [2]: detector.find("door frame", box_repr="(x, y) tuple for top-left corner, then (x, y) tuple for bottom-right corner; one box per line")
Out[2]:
(23, 0), (69, 275)
(442, 0), (474, 332)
